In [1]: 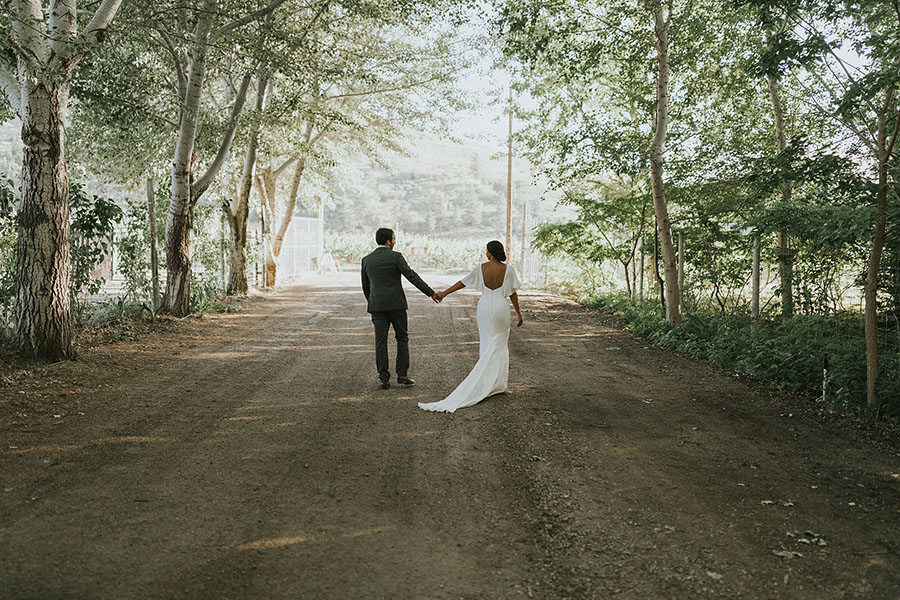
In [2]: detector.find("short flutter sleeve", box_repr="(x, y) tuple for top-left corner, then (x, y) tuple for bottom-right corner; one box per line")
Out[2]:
(460, 266), (482, 291)
(502, 265), (522, 297)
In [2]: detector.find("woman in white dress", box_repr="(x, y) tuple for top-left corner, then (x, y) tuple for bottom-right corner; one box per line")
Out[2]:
(418, 241), (523, 413)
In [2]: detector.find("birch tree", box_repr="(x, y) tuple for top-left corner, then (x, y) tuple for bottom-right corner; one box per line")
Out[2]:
(156, 0), (306, 316)
(0, 0), (123, 359)
(225, 6), (468, 291)
(751, 0), (900, 410)
(499, 0), (752, 325)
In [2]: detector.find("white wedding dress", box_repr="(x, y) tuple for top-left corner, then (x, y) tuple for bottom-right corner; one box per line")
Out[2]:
(419, 264), (522, 413)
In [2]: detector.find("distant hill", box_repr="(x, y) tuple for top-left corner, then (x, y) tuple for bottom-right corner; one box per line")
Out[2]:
(325, 134), (565, 238)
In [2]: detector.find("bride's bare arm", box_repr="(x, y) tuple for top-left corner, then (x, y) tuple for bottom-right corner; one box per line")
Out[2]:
(435, 280), (465, 301)
(510, 293), (523, 327)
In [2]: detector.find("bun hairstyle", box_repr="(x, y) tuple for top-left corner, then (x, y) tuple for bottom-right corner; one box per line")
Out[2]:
(486, 240), (507, 262)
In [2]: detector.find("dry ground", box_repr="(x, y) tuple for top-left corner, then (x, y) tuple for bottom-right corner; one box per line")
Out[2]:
(1, 273), (898, 599)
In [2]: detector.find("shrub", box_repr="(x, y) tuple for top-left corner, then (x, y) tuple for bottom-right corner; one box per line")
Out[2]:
(583, 293), (899, 419)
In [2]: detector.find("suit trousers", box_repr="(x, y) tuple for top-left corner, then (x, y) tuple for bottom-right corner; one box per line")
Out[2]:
(371, 309), (409, 382)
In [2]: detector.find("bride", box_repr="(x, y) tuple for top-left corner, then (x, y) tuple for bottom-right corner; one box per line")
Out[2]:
(418, 240), (523, 413)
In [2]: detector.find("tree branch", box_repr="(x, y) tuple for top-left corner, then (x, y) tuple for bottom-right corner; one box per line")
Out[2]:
(7, 0), (49, 64)
(884, 89), (899, 158)
(76, 89), (179, 127)
(273, 156), (298, 177)
(49, 0), (77, 58)
(0, 60), (21, 116)
(194, 71), (253, 198)
(208, 0), (292, 46)
(156, 28), (186, 101)
(58, 0), (123, 67)
(788, 71), (876, 154)
(272, 155), (306, 257)
(324, 73), (448, 100)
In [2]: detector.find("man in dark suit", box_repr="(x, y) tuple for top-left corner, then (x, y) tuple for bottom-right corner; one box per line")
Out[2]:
(362, 227), (440, 389)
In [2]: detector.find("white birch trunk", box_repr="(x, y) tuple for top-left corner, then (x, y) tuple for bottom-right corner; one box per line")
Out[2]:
(648, 6), (681, 326)
(14, 74), (73, 359)
(164, 2), (216, 316)
(226, 75), (268, 295)
(5, 0), (122, 360)
(265, 155), (307, 287)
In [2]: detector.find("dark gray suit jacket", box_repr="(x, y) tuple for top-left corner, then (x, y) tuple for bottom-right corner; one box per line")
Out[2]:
(361, 246), (434, 313)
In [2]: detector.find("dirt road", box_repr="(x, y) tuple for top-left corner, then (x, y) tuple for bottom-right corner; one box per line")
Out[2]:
(1, 274), (898, 599)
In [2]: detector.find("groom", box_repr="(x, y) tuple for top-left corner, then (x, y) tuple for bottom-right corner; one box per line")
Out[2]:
(361, 228), (440, 389)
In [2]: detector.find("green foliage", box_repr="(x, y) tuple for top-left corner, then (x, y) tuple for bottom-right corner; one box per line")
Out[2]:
(115, 185), (168, 302)
(586, 294), (900, 419)
(89, 296), (149, 325)
(0, 180), (123, 339)
(69, 183), (123, 302)
(0, 179), (15, 341)
(326, 231), (485, 272)
(189, 274), (222, 318)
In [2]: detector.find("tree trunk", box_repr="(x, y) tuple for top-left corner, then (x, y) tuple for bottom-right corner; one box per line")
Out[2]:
(677, 231), (684, 313)
(265, 157), (306, 287)
(638, 234), (645, 302)
(164, 190), (195, 316)
(653, 220), (665, 309)
(767, 65), (794, 318)
(226, 75), (267, 295)
(147, 178), (160, 311)
(751, 235), (761, 319)
(14, 77), (74, 360)
(163, 2), (254, 313)
(864, 103), (892, 412)
(163, 5), (214, 315)
(649, 7), (680, 325)
(225, 199), (249, 295)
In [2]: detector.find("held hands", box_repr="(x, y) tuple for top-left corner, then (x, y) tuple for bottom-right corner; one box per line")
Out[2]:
(432, 291), (444, 304)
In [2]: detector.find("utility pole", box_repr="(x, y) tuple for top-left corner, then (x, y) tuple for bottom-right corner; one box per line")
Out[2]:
(520, 203), (527, 275)
(506, 86), (513, 261)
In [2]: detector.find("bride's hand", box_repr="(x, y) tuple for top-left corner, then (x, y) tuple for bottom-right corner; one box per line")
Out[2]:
(516, 313), (523, 327)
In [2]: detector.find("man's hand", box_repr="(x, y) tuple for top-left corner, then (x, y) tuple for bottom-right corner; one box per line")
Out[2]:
(432, 291), (443, 303)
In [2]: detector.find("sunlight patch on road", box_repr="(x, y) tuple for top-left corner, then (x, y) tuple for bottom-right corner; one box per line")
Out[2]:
(224, 415), (267, 421)
(10, 435), (173, 454)
(234, 526), (393, 550)
(334, 396), (366, 403)
(192, 351), (255, 360)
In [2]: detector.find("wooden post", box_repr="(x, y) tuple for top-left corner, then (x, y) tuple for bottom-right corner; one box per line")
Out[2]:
(751, 234), (761, 319)
(147, 178), (160, 312)
(506, 86), (513, 262)
(317, 196), (324, 267)
(677, 231), (684, 312)
(520, 203), (526, 275)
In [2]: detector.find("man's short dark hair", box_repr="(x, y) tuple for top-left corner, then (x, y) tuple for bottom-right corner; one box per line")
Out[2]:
(376, 228), (394, 245)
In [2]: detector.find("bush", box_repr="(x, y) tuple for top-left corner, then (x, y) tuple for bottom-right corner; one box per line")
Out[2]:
(584, 293), (899, 419)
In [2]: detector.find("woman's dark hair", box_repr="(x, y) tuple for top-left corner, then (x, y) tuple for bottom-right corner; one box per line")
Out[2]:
(375, 227), (394, 245)
(486, 240), (506, 262)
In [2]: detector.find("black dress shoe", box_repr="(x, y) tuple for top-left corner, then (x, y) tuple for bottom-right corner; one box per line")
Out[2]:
(397, 377), (415, 386)
(381, 382), (391, 389)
